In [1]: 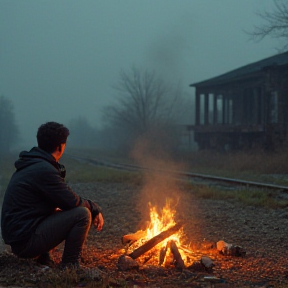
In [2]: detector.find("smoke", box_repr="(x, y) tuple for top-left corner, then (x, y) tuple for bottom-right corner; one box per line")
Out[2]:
(146, 33), (188, 83)
(130, 133), (187, 229)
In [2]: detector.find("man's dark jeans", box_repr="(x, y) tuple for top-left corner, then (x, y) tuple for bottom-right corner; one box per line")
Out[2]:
(12, 207), (92, 264)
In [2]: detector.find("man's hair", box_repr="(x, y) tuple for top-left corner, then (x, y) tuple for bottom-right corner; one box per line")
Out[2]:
(37, 122), (70, 153)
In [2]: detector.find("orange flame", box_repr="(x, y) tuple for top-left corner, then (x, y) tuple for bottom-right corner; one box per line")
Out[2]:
(145, 198), (182, 247)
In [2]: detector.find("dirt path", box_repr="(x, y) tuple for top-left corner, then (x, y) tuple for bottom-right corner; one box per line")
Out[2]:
(0, 182), (288, 287)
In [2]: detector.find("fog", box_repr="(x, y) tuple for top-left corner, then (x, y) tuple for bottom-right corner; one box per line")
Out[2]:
(0, 0), (280, 148)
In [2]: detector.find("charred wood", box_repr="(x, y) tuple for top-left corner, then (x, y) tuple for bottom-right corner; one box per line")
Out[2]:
(169, 240), (185, 271)
(159, 244), (168, 266)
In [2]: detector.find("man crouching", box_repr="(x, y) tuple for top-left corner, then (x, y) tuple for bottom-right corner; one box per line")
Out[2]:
(1, 121), (104, 268)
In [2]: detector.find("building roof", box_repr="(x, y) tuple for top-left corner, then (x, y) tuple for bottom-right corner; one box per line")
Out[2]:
(190, 51), (288, 88)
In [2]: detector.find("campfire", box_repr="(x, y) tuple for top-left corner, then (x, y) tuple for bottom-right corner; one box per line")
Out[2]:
(118, 199), (190, 271)
(117, 198), (245, 273)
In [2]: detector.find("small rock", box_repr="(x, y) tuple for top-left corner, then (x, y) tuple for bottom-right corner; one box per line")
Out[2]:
(117, 255), (139, 271)
(216, 240), (246, 257)
(201, 256), (214, 272)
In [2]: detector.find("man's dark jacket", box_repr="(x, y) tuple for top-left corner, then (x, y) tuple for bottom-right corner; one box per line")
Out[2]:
(1, 147), (101, 246)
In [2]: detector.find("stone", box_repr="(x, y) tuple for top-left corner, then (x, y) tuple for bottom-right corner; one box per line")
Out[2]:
(216, 240), (246, 257)
(117, 255), (139, 271)
(201, 256), (214, 270)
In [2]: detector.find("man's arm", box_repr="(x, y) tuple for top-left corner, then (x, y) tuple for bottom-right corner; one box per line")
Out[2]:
(36, 164), (102, 220)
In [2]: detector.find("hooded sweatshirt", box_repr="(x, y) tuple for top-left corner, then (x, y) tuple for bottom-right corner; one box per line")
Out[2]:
(1, 147), (101, 245)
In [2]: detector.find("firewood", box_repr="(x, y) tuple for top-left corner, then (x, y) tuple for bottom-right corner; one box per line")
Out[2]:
(179, 245), (193, 254)
(169, 240), (185, 270)
(122, 230), (146, 246)
(159, 244), (168, 266)
(128, 223), (182, 259)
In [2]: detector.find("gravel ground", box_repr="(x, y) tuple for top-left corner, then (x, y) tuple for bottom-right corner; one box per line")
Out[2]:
(0, 181), (288, 287)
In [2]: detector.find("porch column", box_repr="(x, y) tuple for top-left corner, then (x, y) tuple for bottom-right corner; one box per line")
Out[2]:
(222, 94), (226, 124)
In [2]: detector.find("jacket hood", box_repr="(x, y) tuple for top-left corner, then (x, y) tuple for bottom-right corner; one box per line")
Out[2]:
(15, 147), (57, 171)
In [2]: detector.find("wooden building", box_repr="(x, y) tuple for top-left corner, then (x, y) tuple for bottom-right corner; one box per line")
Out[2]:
(189, 51), (288, 151)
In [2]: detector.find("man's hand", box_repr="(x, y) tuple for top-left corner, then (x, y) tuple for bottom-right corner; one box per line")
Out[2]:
(93, 212), (104, 231)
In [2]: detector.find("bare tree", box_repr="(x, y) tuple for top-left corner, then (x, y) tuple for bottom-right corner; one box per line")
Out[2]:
(0, 95), (19, 154)
(249, 0), (288, 50)
(104, 67), (182, 134)
(102, 67), (185, 152)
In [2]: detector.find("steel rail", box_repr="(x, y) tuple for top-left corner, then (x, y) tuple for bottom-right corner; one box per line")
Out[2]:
(69, 156), (288, 192)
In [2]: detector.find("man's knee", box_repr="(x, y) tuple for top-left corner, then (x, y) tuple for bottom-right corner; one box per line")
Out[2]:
(74, 206), (92, 226)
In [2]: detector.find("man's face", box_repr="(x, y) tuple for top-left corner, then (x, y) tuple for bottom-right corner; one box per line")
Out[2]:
(53, 143), (66, 162)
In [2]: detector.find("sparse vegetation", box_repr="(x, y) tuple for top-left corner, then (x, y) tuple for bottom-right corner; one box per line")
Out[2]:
(101, 67), (187, 153)
(62, 154), (143, 185)
(188, 183), (288, 209)
(0, 252), (109, 288)
(249, 0), (288, 51)
(181, 149), (288, 186)
(63, 148), (288, 209)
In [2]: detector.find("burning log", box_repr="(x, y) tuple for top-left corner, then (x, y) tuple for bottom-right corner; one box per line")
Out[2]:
(159, 244), (168, 266)
(122, 230), (146, 246)
(128, 223), (182, 259)
(169, 240), (185, 270)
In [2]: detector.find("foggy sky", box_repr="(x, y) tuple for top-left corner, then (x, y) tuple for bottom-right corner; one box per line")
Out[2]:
(0, 0), (281, 148)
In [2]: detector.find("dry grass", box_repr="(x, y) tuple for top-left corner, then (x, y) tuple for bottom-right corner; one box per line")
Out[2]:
(62, 154), (143, 185)
(0, 251), (110, 288)
(189, 184), (288, 209)
(40, 267), (107, 288)
(181, 149), (288, 185)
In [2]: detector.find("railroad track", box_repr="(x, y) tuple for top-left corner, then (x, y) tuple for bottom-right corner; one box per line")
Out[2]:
(69, 155), (288, 193)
